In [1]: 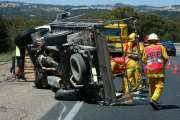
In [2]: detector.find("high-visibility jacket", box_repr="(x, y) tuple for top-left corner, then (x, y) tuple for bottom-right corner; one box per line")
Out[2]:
(16, 46), (21, 57)
(142, 44), (168, 78)
(124, 42), (144, 60)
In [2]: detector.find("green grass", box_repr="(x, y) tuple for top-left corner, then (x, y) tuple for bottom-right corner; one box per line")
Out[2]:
(0, 51), (15, 62)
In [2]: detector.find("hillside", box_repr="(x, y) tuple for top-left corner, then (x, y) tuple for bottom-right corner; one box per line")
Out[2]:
(1, 1), (180, 54)
(1, 1), (180, 21)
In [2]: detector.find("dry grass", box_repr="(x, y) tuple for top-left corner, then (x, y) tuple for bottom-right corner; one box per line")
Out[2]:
(0, 51), (15, 62)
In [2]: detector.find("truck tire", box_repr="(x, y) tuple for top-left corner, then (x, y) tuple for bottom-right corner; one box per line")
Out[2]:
(34, 69), (49, 89)
(70, 53), (87, 83)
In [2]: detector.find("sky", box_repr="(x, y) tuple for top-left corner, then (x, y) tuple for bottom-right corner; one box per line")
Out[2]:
(1, 0), (180, 6)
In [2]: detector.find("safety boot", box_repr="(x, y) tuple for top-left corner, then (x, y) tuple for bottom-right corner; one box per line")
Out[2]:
(150, 100), (160, 110)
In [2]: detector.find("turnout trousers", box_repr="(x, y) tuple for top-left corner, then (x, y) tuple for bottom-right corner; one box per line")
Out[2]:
(122, 60), (142, 93)
(148, 77), (165, 102)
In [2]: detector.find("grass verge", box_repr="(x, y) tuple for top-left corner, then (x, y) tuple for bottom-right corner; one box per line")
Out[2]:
(0, 51), (15, 62)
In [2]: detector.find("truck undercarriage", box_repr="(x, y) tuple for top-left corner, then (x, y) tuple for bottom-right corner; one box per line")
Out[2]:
(14, 15), (143, 105)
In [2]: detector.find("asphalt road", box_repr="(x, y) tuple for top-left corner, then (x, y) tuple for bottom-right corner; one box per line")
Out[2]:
(0, 45), (180, 120)
(41, 67), (180, 120)
(42, 45), (180, 120)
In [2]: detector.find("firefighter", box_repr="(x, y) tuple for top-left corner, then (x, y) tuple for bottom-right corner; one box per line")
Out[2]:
(142, 33), (168, 110)
(111, 56), (138, 94)
(124, 33), (144, 92)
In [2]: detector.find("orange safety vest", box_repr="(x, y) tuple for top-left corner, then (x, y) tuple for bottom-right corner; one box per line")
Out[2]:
(144, 45), (164, 76)
(124, 42), (140, 55)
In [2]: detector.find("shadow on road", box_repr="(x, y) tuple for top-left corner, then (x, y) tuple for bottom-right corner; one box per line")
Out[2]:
(159, 104), (180, 110)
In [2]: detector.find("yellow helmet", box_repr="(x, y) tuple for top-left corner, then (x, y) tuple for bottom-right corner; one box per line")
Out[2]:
(128, 33), (136, 42)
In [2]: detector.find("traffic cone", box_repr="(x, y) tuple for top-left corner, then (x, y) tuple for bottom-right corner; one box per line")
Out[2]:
(173, 65), (179, 75)
(166, 60), (173, 70)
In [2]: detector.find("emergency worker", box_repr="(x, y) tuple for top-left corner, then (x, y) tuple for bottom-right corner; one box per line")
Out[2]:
(123, 33), (144, 91)
(15, 46), (25, 79)
(142, 33), (168, 110)
(111, 56), (138, 94)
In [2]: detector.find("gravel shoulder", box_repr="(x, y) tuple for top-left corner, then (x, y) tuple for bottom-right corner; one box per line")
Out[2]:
(0, 63), (58, 120)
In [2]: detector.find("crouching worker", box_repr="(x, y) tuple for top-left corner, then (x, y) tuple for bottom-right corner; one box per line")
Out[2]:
(111, 56), (140, 94)
(142, 33), (168, 110)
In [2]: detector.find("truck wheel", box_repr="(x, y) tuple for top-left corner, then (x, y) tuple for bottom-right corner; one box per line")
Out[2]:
(34, 69), (49, 89)
(70, 53), (87, 83)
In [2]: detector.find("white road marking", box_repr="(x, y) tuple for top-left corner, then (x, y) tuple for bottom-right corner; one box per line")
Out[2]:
(58, 102), (67, 120)
(176, 94), (180, 97)
(59, 101), (83, 120)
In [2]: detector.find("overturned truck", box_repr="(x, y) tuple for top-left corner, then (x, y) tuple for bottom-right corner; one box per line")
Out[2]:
(15, 18), (134, 105)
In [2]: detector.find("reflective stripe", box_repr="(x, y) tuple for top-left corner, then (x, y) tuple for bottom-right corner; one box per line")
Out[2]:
(16, 46), (21, 57)
(147, 58), (162, 65)
(147, 74), (165, 78)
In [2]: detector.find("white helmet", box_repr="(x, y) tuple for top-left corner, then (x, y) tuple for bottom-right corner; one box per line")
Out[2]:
(148, 33), (159, 41)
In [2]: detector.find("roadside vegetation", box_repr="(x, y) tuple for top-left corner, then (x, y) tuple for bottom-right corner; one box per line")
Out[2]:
(0, 51), (15, 62)
(0, 6), (180, 55)
(0, 16), (48, 54)
(81, 7), (180, 42)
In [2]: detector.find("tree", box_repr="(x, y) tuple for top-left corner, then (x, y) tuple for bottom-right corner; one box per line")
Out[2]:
(0, 17), (11, 53)
(110, 7), (138, 19)
(137, 13), (166, 39)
